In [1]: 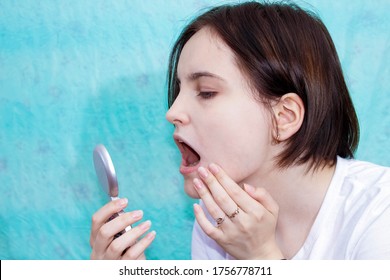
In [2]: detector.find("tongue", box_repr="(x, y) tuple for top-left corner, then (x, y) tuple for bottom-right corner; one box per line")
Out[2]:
(183, 143), (200, 166)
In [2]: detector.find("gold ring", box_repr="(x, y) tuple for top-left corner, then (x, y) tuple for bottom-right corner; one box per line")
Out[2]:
(228, 207), (240, 219)
(215, 216), (225, 227)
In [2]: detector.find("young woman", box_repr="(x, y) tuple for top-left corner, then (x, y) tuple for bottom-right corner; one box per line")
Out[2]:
(90, 1), (390, 260)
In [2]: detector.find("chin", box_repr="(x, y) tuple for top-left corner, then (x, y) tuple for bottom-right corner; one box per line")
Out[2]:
(184, 180), (200, 199)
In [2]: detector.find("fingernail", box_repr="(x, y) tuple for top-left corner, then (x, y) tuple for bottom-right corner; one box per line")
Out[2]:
(193, 178), (203, 190)
(147, 231), (156, 240)
(132, 210), (143, 219)
(119, 198), (128, 206)
(209, 163), (219, 174)
(140, 220), (152, 230)
(243, 183), (255, 193)
(193, 203), (201, 213)
(198, 166), (208, 178)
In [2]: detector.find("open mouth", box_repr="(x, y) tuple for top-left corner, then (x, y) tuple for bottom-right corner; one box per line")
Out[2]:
(175, 138), (201, 168)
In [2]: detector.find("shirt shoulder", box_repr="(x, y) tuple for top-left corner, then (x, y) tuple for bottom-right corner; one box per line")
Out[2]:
(344, 157), (390, 185)
(294, 157), (390, 259)
(340, 157), (390, 208)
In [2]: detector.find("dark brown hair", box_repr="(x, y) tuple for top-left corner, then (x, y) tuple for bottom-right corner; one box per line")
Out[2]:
(167, 1), (359, 170)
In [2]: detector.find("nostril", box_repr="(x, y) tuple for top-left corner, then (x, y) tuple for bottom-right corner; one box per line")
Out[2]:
(172, 119), (182, 127)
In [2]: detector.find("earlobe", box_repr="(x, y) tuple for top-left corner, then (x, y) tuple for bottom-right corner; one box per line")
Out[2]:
(272, 93), (304, 141)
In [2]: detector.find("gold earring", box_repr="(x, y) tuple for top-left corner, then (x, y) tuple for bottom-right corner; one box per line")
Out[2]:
(273, 133), (281, 144)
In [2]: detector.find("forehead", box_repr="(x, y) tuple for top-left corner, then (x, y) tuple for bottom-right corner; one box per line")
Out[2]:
(177, 27), (240, 82)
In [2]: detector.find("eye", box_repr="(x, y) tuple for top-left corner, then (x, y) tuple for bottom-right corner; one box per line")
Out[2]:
(198, 91), (217, 99)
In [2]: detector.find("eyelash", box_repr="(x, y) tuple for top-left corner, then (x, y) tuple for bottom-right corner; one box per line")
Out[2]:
(198, 91), (217, 99)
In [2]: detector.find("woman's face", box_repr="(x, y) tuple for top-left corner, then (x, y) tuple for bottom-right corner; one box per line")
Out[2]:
(166, 28), (276, 198)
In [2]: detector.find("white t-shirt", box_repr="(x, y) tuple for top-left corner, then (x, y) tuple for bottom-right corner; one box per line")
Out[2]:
(191, 156), (390, 259)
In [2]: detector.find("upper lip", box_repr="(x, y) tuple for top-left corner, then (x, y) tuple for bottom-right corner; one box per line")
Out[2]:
(173, 133), (200, 157)
(173, 133), (190, 149)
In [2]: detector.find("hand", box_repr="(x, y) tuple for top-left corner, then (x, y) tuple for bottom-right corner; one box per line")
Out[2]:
(90, 198), (156, 259)
(193, 163), (283, 259)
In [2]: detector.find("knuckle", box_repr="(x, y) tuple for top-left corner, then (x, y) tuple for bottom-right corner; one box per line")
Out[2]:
(204, 227), (218, 238)
(117, 213), (128, 223)
(236, 219), (251, 232)
(209, 207), (223, 219)
(214, 193), (230, 205)
(99, 224), (111, 239)
(125, 246), (142, 260)
(91, 213), (100, 225)
(229, 187), (241, 197)
(108, 240), (122, 254)
(125, 250), (137, 260)
(211, 230), (224, 242)
(254, 209), (266, 222)
(116, 212), (132, 226)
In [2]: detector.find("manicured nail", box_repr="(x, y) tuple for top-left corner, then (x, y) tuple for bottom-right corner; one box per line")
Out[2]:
(118, 198), (128, 206)
(193, 178), (203, 190)
(193, 203), (201, 213)
(198, 166), (208, 178)
(209, 163), (219, 174)
(132, 210), (143, 219)
(147, 231), (156, 240)
(140, 220), (152, 230)
(243, 183), (255, 194)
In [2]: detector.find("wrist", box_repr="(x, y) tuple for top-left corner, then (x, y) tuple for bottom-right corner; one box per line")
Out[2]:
(255, 243), (285, 260)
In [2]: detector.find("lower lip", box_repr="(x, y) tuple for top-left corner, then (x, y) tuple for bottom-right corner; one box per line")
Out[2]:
(179, 162), (201, 175)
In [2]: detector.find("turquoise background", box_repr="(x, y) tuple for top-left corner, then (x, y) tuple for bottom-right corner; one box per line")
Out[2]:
(0, 0), (389, 259)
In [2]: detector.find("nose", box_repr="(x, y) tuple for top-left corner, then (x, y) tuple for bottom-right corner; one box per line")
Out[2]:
(165, 94), (190, 126)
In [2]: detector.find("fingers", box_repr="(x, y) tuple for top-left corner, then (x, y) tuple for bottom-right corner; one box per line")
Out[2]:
(193, 203), (223, 240)
(91, 210), (145, 259)
(196, 165), (241, 216)
(104, 220), (155, 260)
(193, 164), (282, 259)
(244, 184), (279, 217)
(195, 163), (263, 214)
(193, 178), (232, 226)
(90, 198), (128, 247)
(122, 230), (156, 260)
(90, 199), (156, 260)
(193, 163), (279, 224)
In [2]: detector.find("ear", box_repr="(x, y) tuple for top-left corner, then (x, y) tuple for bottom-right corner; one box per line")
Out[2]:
(272, 93), (304, 141)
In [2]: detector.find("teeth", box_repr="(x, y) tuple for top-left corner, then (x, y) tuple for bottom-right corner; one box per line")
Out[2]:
(188, 160), (200, 167)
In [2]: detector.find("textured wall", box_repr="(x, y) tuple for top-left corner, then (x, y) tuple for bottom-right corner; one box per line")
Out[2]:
(0, 0), (389, 259)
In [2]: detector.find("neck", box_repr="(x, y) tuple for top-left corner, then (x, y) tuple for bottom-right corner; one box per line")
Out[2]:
(245, 161), (335, 209)
(242, 160), (337, 258)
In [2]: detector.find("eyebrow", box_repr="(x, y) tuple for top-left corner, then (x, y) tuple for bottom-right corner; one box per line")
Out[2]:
(177, 71), (226, 83)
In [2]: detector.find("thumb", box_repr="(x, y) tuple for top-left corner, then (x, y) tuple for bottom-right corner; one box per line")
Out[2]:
(243, 184), (279, 216)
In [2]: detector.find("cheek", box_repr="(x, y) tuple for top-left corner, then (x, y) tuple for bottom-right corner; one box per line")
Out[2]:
(209, 111), (271, 181)
(221, 131), (268, 181)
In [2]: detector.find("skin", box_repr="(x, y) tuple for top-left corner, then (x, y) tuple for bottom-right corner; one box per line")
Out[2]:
(166, 28), (279, 199)
(90, 27), (336, 260)
(90, 198), (156, 260)
(166, 27), (335, 259)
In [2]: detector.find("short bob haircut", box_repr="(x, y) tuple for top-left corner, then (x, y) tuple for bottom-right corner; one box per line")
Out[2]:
(167, 1), (359, 170)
